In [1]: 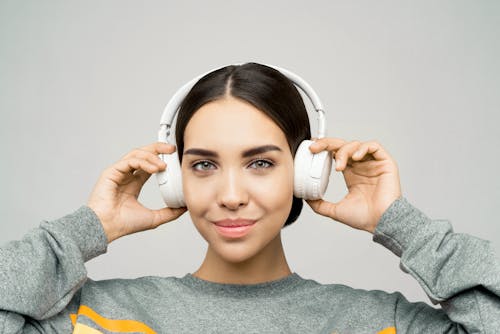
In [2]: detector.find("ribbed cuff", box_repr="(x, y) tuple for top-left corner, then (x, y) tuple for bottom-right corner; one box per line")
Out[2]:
(372, 197), (431, 257)
(40, 206), (108, 262)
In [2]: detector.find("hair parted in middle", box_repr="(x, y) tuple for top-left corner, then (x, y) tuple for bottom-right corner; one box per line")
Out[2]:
(175, 62), (312, 227)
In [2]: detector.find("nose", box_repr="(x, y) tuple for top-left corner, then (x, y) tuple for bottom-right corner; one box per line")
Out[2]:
(216, 168), (249, 210)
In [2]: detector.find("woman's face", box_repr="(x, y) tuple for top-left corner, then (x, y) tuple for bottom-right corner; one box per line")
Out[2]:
(181, 96), (294, 264)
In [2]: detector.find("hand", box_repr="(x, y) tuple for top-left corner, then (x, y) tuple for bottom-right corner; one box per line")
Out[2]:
(305, 138), (401, 233)
(87, 142), (188, 243)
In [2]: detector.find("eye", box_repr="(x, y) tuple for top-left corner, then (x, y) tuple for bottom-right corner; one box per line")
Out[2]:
(249, 159), (274, 169)
(192, 160), (215, 172)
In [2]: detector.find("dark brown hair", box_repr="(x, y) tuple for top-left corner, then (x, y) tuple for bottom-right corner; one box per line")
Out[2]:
(175, 62), (311, 227)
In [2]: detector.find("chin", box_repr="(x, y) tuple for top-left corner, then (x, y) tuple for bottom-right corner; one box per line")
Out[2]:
(211, 241), (261, 264)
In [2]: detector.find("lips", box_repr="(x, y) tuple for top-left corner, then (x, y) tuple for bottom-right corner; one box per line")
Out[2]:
(213, 218), (257, 238)
(214, 218), (256, 227)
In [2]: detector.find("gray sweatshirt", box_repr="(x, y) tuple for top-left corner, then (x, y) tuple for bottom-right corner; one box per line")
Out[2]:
(1, 197), (499, 333)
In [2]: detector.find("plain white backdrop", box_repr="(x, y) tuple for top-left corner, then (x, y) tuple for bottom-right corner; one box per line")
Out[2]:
(1, 0), (499, 305)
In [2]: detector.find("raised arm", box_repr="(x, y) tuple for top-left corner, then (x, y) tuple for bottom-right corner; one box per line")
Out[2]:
(0, 142), (187, 333)
(306, 137), (500, 332)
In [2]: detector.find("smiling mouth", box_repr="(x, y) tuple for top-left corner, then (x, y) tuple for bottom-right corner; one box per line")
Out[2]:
(214, 218), (256, 227)
(214, 219), (256, 239)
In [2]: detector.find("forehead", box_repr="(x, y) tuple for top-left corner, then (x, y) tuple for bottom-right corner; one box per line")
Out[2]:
(183, 97), (289, 152)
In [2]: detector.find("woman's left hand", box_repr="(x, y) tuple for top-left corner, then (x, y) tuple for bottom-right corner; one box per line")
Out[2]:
(305, 138), (402, 233)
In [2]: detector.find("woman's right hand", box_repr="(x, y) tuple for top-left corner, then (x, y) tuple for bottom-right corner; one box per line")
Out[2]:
(87, 142), (188, 243)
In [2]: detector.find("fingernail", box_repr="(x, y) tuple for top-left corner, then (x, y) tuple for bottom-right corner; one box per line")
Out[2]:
(335, 158), (341, 169)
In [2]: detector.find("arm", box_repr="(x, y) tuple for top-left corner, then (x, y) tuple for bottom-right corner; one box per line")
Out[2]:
(0, 142), (187, 333)
(374, 197), (500, 332)
(0, 206), (106, 330)
(305, 138), (500, 332)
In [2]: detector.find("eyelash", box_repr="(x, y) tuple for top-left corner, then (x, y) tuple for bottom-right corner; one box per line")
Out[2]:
(191, 158), (275, 173)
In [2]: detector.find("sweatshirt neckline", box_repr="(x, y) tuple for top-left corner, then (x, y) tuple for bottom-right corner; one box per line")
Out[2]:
(179, 272), (304, 297)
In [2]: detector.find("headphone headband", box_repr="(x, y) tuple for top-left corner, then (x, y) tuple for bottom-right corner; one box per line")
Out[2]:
(158, 64), (326, 143)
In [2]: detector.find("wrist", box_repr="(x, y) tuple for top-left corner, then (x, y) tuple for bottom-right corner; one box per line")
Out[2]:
(86, 205), (120, 244)
(101, 221), (122, 244)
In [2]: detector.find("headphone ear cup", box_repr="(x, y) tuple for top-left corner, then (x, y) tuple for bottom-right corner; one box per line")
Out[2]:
(294, 140), (332, 200)
(156, 149), (185, 208)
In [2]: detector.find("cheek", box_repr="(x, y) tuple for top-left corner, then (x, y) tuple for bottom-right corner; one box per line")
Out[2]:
(245, 166), (295, 227)
(181, 170), (213, 240)
(255, 169), (294, 209)
(181, 169), (215, 214)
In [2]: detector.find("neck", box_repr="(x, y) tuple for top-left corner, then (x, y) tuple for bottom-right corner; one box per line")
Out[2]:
(193, 233), (292, 284)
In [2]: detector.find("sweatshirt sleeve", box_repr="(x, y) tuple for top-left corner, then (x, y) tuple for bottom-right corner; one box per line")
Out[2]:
(373, 197), (500, 333)
(0, 206), (108, 332)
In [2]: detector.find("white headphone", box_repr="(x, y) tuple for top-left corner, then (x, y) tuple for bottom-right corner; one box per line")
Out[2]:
(156, 64), (332, 208)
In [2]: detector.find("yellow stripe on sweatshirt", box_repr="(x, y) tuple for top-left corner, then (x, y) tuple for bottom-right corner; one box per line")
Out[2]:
(70, 305), (156, 334)
(73, 323), (104, 334)
(378, 327), (396, 334)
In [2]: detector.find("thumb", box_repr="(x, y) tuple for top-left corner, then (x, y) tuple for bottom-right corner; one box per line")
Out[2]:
(151, 207), (188, 228)
(306, 198), (340, 221)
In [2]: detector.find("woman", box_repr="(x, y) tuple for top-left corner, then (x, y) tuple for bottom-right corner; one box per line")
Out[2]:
(1, 63), (499, 333)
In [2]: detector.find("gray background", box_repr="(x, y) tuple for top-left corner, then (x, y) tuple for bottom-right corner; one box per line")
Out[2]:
(1, 0), (499, 305)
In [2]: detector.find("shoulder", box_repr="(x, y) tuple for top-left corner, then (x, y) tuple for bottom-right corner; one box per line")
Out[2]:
(80, 275), (188, 302)
(296, 276), (408, 311)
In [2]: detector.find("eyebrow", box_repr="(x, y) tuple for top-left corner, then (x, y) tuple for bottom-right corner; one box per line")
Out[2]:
(184, 145), (283, 158)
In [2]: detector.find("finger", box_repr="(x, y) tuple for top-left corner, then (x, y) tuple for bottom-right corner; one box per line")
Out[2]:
(114, 157), (163, 176)
(123, 142), (176, 161)
(305, 199), (339, 221)
(308, 137), (347, 154)
(124, 149), (167, 170)
(124, 143), (175, 158)
(348, 160), (390, 178)
(141, 142), (177, 155)
(334, 141), (363, 171)
(352, 141), (392, 162)
(151, 207), (188, 228)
